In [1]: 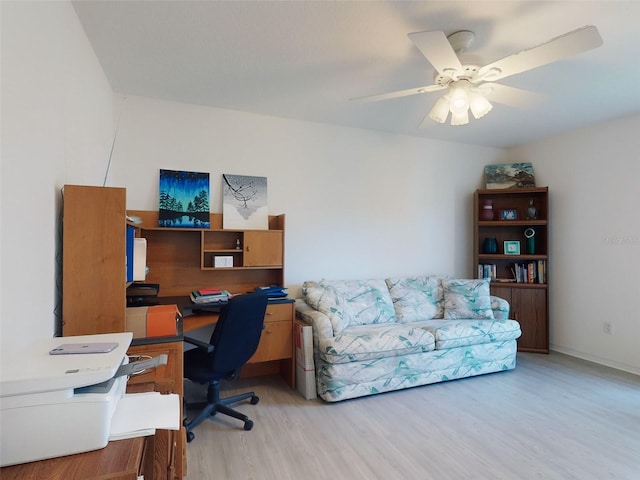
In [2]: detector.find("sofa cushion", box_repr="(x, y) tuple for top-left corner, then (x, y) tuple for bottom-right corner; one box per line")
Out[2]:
(385, 275), (444, 321)
(442, 279), (494, 320)
(419, 319), (521, 349)
(302, 279), (396, 334)
(317, 323), (436, 364)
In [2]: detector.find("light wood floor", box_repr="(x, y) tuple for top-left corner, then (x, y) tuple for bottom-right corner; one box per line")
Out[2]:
(183, 352), (640, 479)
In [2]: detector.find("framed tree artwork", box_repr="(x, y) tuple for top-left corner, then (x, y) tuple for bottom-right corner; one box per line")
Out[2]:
(222, 174), (268, 230)
(158, 169), (210, 228)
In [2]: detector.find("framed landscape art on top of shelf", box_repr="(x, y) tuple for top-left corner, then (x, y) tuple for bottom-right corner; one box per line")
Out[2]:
(484, 162), (536, 189)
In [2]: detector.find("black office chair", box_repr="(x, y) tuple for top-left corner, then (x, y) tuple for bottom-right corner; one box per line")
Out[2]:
(183, 292), (268, 442)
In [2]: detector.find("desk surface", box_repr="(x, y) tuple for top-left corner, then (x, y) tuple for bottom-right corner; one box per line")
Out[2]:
(156, 296), (294, 333)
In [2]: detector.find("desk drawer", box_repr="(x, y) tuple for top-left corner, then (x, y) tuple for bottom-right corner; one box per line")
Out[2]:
(264, 302), (293, 322)
(249, 320), (292, 363)
(127, 342), (182, 394)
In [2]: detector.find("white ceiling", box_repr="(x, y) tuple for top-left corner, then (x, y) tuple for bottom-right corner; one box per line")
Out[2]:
(72, 1), (640, 148)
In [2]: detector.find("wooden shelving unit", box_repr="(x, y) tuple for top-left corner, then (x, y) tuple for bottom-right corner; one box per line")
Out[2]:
(473, 187), (549, 353)
(127, 210), (285, 295)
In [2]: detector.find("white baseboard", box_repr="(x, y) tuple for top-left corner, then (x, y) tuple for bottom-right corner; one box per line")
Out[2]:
(550, 344), (640, 377)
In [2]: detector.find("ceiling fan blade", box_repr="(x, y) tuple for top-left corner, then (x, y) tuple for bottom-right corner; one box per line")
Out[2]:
(478, 83), (545, 108)
(408, 31), (463, 75)
(478, 25), (603, 82)
(350, 84), (446, 103)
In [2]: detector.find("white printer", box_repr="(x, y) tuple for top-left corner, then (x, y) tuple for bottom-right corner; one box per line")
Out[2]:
(0, 332), (172, 467)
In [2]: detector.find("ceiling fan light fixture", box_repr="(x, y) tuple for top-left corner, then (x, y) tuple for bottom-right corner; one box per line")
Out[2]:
(357, 26), (603, 130)
(428, 95), (450, 123)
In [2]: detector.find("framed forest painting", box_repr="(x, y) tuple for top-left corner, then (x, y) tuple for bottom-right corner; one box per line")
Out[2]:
(158, 169), (210, 228)
(222, 174), (268, 230)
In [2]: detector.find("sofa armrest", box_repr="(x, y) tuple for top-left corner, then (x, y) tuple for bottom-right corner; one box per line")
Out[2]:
(491, 295), (510, 320)
(295, 299), (335, 339)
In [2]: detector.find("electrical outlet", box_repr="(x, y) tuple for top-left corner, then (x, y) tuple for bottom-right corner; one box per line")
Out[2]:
(604, 322), (614, 334)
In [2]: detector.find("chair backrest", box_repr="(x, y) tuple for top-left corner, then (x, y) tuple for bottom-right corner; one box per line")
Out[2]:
(207, 292), (269, 376)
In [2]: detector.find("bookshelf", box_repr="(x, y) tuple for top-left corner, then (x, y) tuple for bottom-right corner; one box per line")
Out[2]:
(473, 187), (549, 353)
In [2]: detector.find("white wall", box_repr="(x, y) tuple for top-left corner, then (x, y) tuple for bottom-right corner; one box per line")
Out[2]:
(1, 1), (114, 356)
(107, 95), (507, 295)
(508, 113), (640, 375)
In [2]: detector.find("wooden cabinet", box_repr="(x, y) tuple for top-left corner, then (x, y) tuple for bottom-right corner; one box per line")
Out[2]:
(127, 340), (185, 480)
(62, 185), (127, 336)
(473, 187), (549, 353)
(243, 230), (284, 267)
(247, 302), (295, 386)
(489, 286), (548, 353)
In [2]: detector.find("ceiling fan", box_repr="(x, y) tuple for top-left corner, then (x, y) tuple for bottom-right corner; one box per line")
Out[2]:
(352, 25), (603, 126)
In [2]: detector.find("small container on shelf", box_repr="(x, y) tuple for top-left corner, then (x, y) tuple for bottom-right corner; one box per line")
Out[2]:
(480, 199), (495, 220)
(526, 198), (538, 219)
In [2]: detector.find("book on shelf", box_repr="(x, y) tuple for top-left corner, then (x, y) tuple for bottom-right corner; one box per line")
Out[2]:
(479, 261), (546, 284)
(126, 226), (135, 282)
(196, 288), (222, 296)
(510, 261), (546, 284)
(477, 264), (496, 281)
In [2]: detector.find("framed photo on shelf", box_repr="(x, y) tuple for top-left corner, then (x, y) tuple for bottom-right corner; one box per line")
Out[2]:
(500, 209), (518, 220)
(504, 241), (521, 255)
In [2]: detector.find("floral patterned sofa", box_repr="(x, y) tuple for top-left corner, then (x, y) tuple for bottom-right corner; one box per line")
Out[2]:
(295, 276), (521, 402)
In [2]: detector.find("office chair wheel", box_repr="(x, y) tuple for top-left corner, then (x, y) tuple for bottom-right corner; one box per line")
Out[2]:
(250, 395), (259, 405)
(244, 420), (254, 431)
(186, 431), (195, 443)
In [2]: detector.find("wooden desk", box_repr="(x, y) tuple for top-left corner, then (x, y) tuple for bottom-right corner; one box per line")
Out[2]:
(128, 341), (185, 480)
(182, 300), (296, 389)
(0, 429), (150, 480)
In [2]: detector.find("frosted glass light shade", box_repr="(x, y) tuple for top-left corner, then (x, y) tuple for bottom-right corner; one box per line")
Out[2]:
(428, 96), (450, 123)
(469, 91), (493, 119)
(449, 84), (469, 115)
(451, 110), (469, 126)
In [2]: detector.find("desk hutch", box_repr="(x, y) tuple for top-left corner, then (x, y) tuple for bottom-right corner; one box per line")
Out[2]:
(61, 185), (294, 479)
